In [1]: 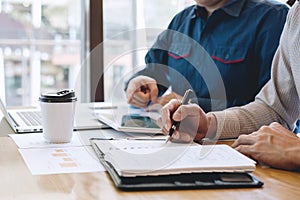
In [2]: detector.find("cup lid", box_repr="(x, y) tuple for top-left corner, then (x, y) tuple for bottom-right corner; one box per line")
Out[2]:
(39, 89), (77, 102)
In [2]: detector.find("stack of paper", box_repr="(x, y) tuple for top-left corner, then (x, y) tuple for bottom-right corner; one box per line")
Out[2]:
(92, 140), (256, 177)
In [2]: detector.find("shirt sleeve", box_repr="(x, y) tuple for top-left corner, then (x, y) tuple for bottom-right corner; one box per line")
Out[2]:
(254, 6), (289, 92)
(211, 3), (300, 139)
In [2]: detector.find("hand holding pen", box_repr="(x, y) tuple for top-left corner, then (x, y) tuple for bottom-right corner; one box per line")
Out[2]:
(126, 76), (158, 108)
(165, 89), (194, 143)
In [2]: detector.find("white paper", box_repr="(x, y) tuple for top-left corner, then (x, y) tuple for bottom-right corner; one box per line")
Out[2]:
(18, 146), (104, 175)
(9, 132), (83, 149)
(9, 131), (108, 175)
(9, 129), (164, 149)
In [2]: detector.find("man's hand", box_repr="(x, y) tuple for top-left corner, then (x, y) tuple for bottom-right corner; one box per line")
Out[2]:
(232, 122), (300, 171)
(126, 76), (158, 108)
(158, 99), (213, 143)
(157, 92), (182, 106)
(146, 92), (182, 112)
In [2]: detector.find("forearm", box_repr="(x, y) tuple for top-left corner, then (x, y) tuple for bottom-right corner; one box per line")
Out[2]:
(210, 100), (285, 139)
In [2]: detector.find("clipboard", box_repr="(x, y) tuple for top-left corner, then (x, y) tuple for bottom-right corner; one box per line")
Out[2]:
(90, 139), (263, 191)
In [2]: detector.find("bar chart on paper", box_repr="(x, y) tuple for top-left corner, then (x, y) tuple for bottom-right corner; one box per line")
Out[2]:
(52, 149), (78, 168)
(18, 147), (105, 175)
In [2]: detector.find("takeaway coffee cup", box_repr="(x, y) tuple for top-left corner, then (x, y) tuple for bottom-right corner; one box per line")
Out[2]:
(39, 89), (77, 143)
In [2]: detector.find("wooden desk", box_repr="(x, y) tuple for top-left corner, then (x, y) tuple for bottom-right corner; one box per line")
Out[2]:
(1, 114), (300, 199)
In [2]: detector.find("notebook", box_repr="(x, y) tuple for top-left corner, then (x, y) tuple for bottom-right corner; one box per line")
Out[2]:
(94, 105), (162, 134)
(91, 139), (263, 190)
(0, 97), (107, 133)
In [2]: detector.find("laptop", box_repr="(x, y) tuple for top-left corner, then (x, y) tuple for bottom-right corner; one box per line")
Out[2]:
(0, 97), (108, 133)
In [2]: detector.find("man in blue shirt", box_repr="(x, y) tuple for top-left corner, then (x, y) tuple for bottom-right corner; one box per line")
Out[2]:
(125, 0), (289, 112)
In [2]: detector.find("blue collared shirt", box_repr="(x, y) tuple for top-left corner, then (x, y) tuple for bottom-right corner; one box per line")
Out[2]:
(130, 0), (289, 112)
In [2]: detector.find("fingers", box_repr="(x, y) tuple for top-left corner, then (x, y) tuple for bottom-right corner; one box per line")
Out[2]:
(234, 145), (253, 158)
(159, 100), (205, 143)
(268, 122), (297, 138)
(232, 134), (259, 161)
(129, 92), (150, 108)
(232, 123), (287, 149)
(232, 134), (257, 148)
(252, 123), (297, 143)
(126, 81), (139, 103)
(126, 76), (158, 108)
(172, 104), (202, 122)
(232, 123), (300, 169)
(160, 99), (181, 131)
(155, 128), (193, 143)
(145, 103), (162, 112)
(171, 131), (193, 143)
(148, 84), (158, 104)
(157, 92), (183, 107)
(156, 116), (169, 135)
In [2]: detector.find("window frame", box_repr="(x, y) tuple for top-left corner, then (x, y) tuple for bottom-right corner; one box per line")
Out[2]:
(88, 0), (104, 102)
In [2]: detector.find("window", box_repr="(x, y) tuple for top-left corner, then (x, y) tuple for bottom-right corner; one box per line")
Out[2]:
(3, 0), (258, 106)
(0, 0), (84, 106)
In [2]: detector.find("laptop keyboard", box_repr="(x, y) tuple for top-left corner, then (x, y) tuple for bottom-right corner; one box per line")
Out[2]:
(17, 111), (42, 126)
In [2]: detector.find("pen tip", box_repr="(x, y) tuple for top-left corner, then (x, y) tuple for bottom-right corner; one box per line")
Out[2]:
(165, 136), (171, 144)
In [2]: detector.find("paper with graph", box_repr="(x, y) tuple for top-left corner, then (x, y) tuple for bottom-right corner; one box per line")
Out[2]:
(18, 146), (104, 175)
(10, 131), (105, 175)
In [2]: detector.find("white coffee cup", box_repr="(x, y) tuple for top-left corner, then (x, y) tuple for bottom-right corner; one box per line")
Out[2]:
(39, 89), (77, 143)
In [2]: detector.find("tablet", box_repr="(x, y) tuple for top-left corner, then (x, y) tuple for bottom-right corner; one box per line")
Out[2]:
(94, 109), (162, 134)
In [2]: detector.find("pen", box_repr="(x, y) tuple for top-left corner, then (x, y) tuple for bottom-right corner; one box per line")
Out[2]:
(165, 89), (194, 143)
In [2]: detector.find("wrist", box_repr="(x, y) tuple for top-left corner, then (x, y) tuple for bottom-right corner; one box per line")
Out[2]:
(194, 112), (217, 143)
(205, 113), (217, 139)
(285, 141), (300, 171)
